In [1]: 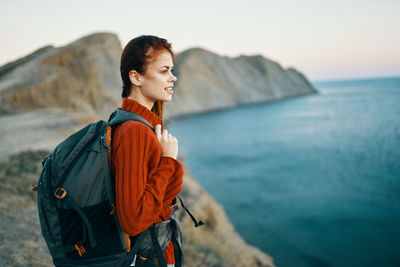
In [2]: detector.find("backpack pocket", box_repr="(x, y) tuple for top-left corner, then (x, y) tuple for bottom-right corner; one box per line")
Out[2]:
(59, 201), (125, 259)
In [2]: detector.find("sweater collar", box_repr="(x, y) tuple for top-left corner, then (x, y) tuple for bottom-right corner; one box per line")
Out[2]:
(121, 98), (162, 128)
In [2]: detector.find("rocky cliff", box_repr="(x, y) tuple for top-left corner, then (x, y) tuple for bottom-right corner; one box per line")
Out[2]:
(167, 48), (317, 118)
(176, 163), (274, 266)
(0, 31), (317, 266)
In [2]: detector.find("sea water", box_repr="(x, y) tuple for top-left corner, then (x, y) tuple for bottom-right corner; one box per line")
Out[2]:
(168, 76), (400, 267)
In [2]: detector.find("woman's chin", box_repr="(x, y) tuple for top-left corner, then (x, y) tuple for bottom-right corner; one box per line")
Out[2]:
(162, 95), (173, 102)
(155, 97), (172, 103)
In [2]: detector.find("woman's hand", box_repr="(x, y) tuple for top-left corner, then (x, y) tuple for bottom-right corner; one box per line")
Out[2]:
(155, 124), (178, 159)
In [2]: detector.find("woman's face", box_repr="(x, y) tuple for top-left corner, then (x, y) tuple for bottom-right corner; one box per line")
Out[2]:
(138, 50), (177, 104)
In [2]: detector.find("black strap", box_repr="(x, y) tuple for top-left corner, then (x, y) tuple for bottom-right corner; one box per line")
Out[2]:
(177, 196), (204, 228)
(127, 225), (169, 266)
(126, 218), (184, 266)
(150, 225), (168, 267)
(128, 229), (148, 256)
(171, 221), (182, 267)
(58, 203), (95, 254)
(81, 218), (87, 244)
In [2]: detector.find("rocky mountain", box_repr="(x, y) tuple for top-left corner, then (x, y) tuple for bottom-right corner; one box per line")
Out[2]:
(0, 33), (121, 118)
(0, 31), (317, 266)
(0, 32), (316, 121)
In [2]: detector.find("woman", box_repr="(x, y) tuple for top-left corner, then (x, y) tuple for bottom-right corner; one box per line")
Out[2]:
(111, 35), (183, 267)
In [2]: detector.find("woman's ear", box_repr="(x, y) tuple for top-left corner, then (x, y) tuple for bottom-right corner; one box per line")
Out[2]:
(129, 70), (142, 86)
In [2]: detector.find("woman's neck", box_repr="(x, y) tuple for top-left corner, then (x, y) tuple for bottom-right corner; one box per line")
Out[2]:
(127, 91), (154, 111)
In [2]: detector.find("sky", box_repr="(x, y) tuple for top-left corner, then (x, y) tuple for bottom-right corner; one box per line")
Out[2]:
(1, 0), (399, 81)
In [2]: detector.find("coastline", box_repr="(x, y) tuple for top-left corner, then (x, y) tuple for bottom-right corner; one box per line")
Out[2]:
(166, 90), (318, 122)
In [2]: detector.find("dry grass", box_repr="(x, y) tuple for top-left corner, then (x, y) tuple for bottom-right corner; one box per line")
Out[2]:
(0, 150), (53, 266)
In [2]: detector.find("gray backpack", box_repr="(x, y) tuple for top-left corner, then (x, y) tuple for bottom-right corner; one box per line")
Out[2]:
(36, 108), (200, 267)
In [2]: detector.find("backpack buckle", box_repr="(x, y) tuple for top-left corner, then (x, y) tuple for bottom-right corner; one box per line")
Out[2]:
(109, 203), (116, 215)
(74, 241), (86, 256)
(167, 202), (178, 209)
(54, 188), (67, 199)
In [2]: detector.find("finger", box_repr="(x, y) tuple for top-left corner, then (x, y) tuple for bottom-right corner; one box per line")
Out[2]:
(162, 129), (168, 139)
(155, 124), (161, 140)
(168, 134), (176, 141)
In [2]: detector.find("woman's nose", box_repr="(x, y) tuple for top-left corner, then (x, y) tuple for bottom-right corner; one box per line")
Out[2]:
(171, 73), (177, 82)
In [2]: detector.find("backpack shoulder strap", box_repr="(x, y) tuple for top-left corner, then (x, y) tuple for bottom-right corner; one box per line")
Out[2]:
(108, 108), (155, 132)
(105, 108), (156, 166)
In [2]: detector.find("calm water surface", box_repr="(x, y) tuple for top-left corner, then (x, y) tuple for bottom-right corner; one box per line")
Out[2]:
(169, 76), (400, 267)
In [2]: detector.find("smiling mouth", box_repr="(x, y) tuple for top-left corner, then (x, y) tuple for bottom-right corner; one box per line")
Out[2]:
(165, 87), (173, 94)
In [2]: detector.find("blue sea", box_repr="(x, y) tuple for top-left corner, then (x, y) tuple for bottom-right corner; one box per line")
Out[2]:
(168, 76), (400, 267)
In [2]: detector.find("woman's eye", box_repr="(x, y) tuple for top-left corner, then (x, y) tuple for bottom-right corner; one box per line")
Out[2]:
(162, 69), (174, 74)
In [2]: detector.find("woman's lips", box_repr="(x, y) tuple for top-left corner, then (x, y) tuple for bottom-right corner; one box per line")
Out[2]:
(165, 87), (173, 94)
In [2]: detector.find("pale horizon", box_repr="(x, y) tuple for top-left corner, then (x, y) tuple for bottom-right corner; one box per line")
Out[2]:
(1, 0), (399, 81)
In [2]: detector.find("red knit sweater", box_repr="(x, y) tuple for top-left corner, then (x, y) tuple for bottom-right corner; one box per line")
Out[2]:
(110, 98), (184, 265)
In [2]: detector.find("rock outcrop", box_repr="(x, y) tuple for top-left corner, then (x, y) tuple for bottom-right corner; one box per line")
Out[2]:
(166, 47), (317, 118)
(0, 33), (122, 118)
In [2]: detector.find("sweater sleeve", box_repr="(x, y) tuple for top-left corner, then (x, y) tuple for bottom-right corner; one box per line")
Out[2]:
(113, 121), (178, 236)
(162, 158), (184, 207)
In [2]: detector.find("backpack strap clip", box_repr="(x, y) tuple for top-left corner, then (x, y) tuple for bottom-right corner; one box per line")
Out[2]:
(177, 196), (204, 228)
(54, 188), (67, 199)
